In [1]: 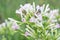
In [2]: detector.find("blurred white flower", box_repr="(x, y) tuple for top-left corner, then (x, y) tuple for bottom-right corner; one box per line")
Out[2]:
(30, 17), (37, 22)
(16, 3), (34, 14)
(24, 31), (31, 37)
(8, 18), (19, 30)
(49, 9), (59, 19)
(1, 22), (6, 27)
(0, 22), (6, 28)
(22, 4), (34, 13)
(55, 23), (60, 28)
(12, 22), (19, 30)
(36, 5), (40, 11)
(0, 24), (2, 28)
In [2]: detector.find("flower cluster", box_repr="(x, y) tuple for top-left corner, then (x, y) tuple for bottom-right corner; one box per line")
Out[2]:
(0, 2), (60, 40)
(15, 2), (60, 40)
(16, 2), (60, 28)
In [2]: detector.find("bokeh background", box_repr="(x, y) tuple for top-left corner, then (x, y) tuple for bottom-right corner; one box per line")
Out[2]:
(0, 0), (60, 23)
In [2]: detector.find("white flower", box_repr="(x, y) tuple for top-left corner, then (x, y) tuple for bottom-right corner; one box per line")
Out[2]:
(36, 5), (40, 11)
(1, 22), (6, 27)
(49, 9), (59, 19)
(16, 8), (23, 18)
(22, 4), (34, 13)
(16, 3), (34, 19)
(0, 24), (2, 28)
(55, 23), (60, 28)
(8, 18), (20, 30)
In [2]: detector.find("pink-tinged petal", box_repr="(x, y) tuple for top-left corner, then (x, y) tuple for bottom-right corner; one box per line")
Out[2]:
(55, 24), (60, 28)
(12, 22), (19, 30)
(37, 14), (42, 21)
(22, 4), (34, 12)
(21, 18), (26, 22)
(24, 31), (30, 37)
(49, 9), (59, 19)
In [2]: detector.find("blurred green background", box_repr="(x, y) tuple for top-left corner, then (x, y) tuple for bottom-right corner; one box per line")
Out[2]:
(0, 0), (60, 23)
